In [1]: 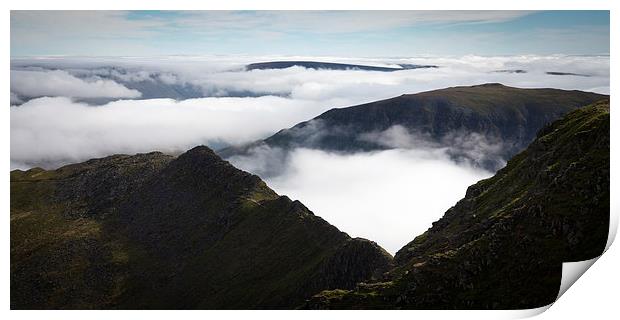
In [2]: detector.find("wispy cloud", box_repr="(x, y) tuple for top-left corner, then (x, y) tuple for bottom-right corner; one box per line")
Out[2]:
(12, 54), (610, 103)
(13, 11), (610, 56)
(10, 95), (336, 169)
(12, 10), (533, 39)
(10, 69), (141, 99)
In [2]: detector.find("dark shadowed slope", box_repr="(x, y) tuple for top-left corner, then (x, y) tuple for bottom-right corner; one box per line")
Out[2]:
(220, 84), (606, 171)
(11, 146), (392, 309)
(245, 61), (437, 72)
(305, 100), (610, 309)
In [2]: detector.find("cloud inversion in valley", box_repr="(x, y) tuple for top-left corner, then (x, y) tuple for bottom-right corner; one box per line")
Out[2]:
(9, 54), (610, 252)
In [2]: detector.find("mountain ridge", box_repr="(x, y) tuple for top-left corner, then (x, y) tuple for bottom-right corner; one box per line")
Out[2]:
(11, 146), (393, 309)
(220, 84), (606, 172)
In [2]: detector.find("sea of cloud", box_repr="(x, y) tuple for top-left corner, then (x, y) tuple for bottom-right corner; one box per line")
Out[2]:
(9, 54), (609, 253)
(10, 95), (341, 169)
(10, 69), (142, 102)
(10, 54), (610, 169)
(265, 148), (491, 254)
(11, 54), (610, 102)
(227, 144), (493, 254)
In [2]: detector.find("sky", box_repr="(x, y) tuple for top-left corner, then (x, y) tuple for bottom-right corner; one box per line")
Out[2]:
(10, 10), (610, 57)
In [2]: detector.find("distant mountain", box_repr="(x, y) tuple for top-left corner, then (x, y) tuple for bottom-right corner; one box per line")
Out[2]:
(546, 71), (591, 77)
(11, 146), (392, 309)
(220, 84), (606, 171)
(493, 69), (527, 74)
(245, 61), (438, 72)
(305, 100), (610, 309)
(9, 66), (274, 105)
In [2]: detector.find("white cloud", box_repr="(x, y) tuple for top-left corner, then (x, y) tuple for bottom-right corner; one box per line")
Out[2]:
(360, 125), (433, 149)
(10, 96), (337, 168)
(161, 54), (610, 98)
(11, 11), (532, 44)
(360, 125), (506, 169)
(10, 54), (609, 169)
(11, 55), (610, 103)
(235, 148), (492, 254)
(11, 11), (163, 55)
(9, 54), (608, 254)
(227, 126), (500, 254)
(10, 69), (141, 99)
(181, 11), (533, 34)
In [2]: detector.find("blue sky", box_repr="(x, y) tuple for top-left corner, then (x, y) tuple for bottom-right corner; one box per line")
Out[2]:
(10, 10), (609, 57)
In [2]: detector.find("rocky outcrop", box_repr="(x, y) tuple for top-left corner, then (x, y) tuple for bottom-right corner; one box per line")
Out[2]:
(299, 238), (394, 297)
(11, 146), (392, 309)
(305, 100), (610, 309)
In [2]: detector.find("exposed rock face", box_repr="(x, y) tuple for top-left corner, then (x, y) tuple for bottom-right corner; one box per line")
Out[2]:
(220, 84), (606, 171)
(11, 146), (392, 309)
(305, 100), (610, 309)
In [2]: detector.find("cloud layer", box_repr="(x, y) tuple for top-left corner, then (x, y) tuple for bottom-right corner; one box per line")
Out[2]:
(11, 55), (610, 105)
(245, 148), (491, 254)
(10, 96), (336, 169)
(11, 54), (609, 169)
(10, 69), (142, 100)
(9, 54), (609, 253)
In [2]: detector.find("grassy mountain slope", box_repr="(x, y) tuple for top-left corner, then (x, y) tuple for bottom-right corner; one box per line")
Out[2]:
(305, 100), (610, 309)
(11, 147), (392, 309)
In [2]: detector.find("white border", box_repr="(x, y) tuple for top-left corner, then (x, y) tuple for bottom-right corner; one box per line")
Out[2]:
(2, 1), (617, 319)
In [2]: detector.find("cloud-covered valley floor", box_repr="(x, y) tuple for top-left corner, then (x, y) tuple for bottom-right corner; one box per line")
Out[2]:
(10, 54), (609, 253)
